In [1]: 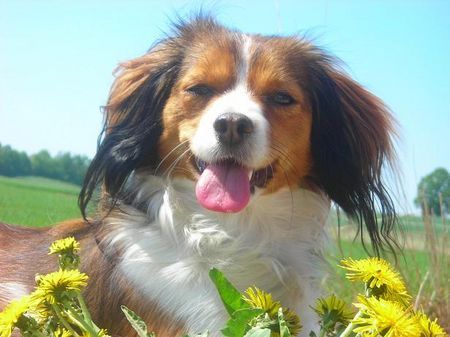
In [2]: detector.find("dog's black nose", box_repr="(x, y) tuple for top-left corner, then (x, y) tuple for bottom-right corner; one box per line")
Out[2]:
(213, 113), (254, 146)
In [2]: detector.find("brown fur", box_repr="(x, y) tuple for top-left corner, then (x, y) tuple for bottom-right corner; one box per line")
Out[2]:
(0, 221), (184, 337)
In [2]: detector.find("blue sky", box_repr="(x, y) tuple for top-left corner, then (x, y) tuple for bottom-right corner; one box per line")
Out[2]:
(1, 0), (449, 213)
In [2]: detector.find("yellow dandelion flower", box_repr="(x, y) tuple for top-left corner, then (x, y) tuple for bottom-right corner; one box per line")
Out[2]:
(32, 269), (88, 305)
(81, 329), (110, 337)
(280, 307), (302, 337)
(49, 237), (80, 255)
(49, 237), (81, 270)
(0, 296), (31, 337)
(243, 287), (281, 318)
(314, 294), (354, 325)
(416, 311), (447, 337)
(353, 295), (421, 337)
(98, 329), (110, 337)
(243, 287), (301, 337)
(339, 258), (410, 303)
(28, 290), (53, 320)
(54, 327), (73, 337)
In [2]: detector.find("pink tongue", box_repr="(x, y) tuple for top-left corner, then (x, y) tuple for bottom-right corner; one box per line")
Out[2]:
(195, 163), (250, 213)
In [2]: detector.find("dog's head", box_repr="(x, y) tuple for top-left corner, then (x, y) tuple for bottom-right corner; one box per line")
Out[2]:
(79, 17), (397, 253)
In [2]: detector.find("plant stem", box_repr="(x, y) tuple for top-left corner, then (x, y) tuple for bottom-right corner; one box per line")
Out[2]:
(318, 329), (327, 337)
(339, 311), (362, 337)
(51, 304), (81, 337)
(32, 329), (48, 337)
(77, 294), (94, 325)
(65, 305), (99, 337)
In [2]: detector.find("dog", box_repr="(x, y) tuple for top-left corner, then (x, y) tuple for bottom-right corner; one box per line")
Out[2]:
(0, 16), (397, 337)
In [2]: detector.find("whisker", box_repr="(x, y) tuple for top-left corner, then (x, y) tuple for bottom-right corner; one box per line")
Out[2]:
(164, 148), (191, 176)
(273, 160), (295, 227)
(155, 140), (190, 175)
(164, 148), (192, 178)
(169, 153), (197, 176)
(270, 144), (299, 180)
(266, 163), (272, 187)
(268, 139), (298, 226)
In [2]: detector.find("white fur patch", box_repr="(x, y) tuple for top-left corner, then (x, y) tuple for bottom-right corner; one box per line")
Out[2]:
(191, 86), (269, 168)
(103, 175), (330, 336)
(0, 282), (30, 302)
(238, 35), (252, 83)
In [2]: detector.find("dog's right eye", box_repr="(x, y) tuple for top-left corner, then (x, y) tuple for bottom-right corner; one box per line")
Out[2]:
(186, 85), (214, 97)
(266, 91), (296, 106)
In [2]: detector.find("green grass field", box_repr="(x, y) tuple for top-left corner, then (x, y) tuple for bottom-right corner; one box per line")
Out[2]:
(0, 175), (448, 328)
(0, 175), (81, 227)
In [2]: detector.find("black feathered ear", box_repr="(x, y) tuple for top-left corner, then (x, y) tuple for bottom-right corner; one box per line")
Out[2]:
(79, 40), (183, 219)
(306, 55), (398, 255)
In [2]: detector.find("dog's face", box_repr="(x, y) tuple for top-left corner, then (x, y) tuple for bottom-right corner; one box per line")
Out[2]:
(80, 18), (397, 252)
(158, 33), (313, 212)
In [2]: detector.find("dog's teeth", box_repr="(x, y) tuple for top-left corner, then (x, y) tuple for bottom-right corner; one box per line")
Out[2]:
(248, 171), (253, 180)
(195, 159), (204, 172)
(195, 159), (207, 172)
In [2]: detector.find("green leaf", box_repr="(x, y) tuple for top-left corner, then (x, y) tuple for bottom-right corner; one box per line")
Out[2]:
(309, 331), (317, 337)
(278, 308), (291, 337)
(243, 327), (271, 337)
(221, 308), (264, 337)
(121, 305), (156, 337)
(209, 268), (250, 316)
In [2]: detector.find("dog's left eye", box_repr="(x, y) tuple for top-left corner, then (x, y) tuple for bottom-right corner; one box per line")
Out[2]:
(267, 92), (295, 106)
(186, 85), (214, 97)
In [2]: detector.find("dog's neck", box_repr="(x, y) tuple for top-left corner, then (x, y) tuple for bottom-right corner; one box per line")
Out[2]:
(99, 175), (331, 336)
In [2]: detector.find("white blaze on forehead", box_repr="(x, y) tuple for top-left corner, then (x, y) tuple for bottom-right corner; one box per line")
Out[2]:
(190, 35), (270, 168)
(238, 35), (253, 84)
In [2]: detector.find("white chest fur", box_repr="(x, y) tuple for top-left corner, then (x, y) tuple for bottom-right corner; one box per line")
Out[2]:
(104, 177), (330, 336)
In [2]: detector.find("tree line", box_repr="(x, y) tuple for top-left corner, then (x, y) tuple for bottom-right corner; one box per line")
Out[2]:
(414, 167), (450, 217)
(0, 143), (90, 186)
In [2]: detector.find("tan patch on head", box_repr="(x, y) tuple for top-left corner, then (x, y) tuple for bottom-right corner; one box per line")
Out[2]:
(181, 40), (238, 93)
(248, 37), (313, 193)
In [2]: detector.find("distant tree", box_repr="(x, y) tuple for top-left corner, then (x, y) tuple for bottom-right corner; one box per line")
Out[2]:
(17, 151), (32, 176)
(0, 143), (31, 176)
(0, 143), (90, 185)
(415, 167), (450, 216)
(30, 150), (56, 178)
(69, 154), (91, 185)
(54, 152), (90, 185)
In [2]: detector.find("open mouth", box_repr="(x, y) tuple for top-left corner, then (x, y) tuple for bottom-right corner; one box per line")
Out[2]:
(193, 157), (274, 213)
